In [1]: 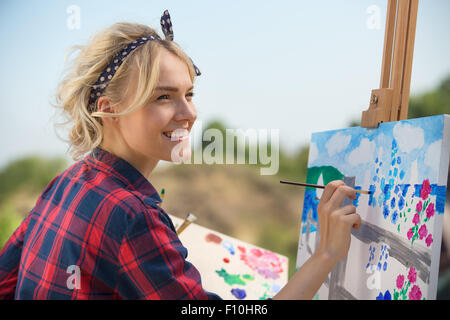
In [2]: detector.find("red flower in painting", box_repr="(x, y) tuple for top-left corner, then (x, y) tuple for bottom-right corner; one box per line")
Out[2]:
(396, 274), (405, 289)
(425, 234), (433, 247)
(407, 228), (414, 240)
(412, 213), (420, 226)
(409, 285), (422, 300)
(418, 224), (428, 240)
(407, 268), (417, 284)
(416, 201), (423, 213)
(426, 202), (435, 219)
(420, 179), (431, 200)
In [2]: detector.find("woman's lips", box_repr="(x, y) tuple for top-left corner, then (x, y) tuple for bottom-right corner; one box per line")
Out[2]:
(162, 129), (189, 142)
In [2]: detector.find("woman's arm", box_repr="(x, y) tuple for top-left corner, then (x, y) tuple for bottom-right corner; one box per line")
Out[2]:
(273, 180), (362, 300)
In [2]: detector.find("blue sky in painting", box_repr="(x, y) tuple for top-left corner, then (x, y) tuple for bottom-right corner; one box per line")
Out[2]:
(308, 115), (446, 186)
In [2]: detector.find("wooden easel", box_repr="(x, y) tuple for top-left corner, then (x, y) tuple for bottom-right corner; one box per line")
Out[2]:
(361, 0), (419, 128)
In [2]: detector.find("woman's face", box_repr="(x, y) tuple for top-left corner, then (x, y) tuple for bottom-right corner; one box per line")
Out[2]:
(116, 47), (197, 167)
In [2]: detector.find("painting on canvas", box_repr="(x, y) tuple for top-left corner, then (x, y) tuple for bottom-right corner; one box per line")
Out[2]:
(170, 215), (289, 300)
(296, 115), (449, 300)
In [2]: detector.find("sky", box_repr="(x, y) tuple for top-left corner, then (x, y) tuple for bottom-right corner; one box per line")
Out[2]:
(1, 0), (449, 169)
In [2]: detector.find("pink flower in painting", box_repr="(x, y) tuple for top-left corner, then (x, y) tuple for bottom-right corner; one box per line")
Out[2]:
(412, 213), (420, 226)
(418, 224), (428, 240)
(409, 285), (422, 300)
(407, 268), (417, 284)
(426, 234), (433, 247)
(416, 201), (423, 213)
(396, 275), (405, 289)
(426, 202), (435, 219)
(420, 179), (431, 200)
(407, 228), (414, 240)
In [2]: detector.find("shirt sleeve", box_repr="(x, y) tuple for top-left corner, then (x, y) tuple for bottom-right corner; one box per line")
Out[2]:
(116, 203), (221, 300)
(0, 216), (29, 299)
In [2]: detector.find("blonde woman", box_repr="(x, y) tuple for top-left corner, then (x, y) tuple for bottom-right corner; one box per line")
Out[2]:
(0, 10), (361, 300)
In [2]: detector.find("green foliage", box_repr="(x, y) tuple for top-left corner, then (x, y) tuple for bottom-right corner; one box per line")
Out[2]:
(0, 201), (23, 249)
(0, 155), (67, 203)
(408, 75), (450, 118)
(0, 155), (67, 248)
(348, 74), (450, 127)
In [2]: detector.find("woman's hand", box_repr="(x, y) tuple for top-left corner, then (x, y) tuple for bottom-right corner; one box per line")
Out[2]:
(315, 180), (362, 265)
(273, 179), (362, 300)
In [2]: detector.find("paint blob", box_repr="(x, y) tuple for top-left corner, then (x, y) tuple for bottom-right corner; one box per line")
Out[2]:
(222, 240), (235, 255)
(205, 233), (222, 244)
(230, 288), (247, 299)
(240, 248), (283, 280)
(215, 268), (246, 286)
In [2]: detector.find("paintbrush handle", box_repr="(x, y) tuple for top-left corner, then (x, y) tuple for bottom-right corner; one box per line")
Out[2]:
(280, 180), (371, 195)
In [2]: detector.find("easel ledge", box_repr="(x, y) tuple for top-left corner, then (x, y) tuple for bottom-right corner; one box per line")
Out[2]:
(361, 0), (419, 128)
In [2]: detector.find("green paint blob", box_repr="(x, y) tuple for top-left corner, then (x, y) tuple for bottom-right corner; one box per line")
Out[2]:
(242, 274), (254, 281)
(215, 268), (246, 286)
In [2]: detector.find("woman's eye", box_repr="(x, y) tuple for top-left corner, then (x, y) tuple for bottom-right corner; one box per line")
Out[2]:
(157, 94), (169, 101)
(186, 92), (195, 99)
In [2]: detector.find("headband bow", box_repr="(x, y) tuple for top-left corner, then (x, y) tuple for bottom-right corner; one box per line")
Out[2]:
(88, 10), (200, 108)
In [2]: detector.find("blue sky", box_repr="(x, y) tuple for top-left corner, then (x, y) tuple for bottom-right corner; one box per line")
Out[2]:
(1, 0), (449, 168)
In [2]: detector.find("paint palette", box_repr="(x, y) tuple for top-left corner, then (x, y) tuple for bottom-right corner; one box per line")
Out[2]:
(169, 215), (288, 300)
(297, 115), (450, 300)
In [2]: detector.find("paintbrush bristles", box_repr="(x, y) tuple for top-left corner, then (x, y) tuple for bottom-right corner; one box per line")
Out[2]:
(177, 213), (197, 235)
(186, 213), (197, 223)
(280, 180), (372, 195)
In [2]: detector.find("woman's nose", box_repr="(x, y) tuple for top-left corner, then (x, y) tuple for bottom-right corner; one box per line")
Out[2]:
(175, 99), (197, 123)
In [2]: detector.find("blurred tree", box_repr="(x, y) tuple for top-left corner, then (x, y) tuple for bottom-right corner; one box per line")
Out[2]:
(348, 74), (450, 127)
(0, 156), (67, 204)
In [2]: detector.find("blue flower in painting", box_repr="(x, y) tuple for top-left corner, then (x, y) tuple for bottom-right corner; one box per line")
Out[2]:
(394, 167), (398, 177)
(391, 210), (399, 224)
(376, 290), (392, 300)
(390, 196), (396, 209)
(397, 156), (401, 164)
(375, 157), (379, 164)
(383, 205), (390, 219)
(398, 196), (405, 210)
(392, 139), (397, 149)
(383, 261), (388, 271)
(399, 170), (405, 180)
(401, 184), (410, 197)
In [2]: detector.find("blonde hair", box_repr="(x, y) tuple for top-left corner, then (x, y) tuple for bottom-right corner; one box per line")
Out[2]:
(53, 22), (197, 161)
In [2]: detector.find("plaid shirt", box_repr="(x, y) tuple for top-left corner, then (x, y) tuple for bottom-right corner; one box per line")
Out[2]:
(0, 147), (221, 300)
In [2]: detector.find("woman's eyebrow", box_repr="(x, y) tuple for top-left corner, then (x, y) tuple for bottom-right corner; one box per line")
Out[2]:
(154, 85), (194, 92)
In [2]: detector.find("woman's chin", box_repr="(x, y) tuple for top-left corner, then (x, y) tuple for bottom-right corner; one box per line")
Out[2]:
(166, 144), (191, 163)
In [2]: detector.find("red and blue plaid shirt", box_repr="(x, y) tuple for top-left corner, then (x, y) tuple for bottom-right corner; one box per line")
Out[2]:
(0, 147), (221, 300)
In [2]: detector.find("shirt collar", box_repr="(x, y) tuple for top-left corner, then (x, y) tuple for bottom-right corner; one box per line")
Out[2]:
(85, 147), (162, 205)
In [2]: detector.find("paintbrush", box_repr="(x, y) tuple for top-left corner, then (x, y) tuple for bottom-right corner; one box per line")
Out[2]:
(176, 213), (197, 235)
(280, 180), (372, 195)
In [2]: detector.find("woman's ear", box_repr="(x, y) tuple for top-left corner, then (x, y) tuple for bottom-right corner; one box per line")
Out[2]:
(97, 97), (118, 122)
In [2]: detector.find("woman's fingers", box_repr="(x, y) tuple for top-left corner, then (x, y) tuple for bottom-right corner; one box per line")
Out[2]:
(332, 204), (356, 216)
(320, 180), (345, 203)
(328, 185), (357, 210)
(342, 213), (362, 230)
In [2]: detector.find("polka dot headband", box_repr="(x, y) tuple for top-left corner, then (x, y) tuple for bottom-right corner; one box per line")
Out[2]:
(88, 10), (201, 109)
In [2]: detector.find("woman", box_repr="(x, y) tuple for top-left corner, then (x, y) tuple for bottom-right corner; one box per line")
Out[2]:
(0, 10), (361, 299)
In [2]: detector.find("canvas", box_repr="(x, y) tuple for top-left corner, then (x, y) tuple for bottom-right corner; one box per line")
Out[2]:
(169, 215), (289, 300)
(296, 115), (450, 300)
